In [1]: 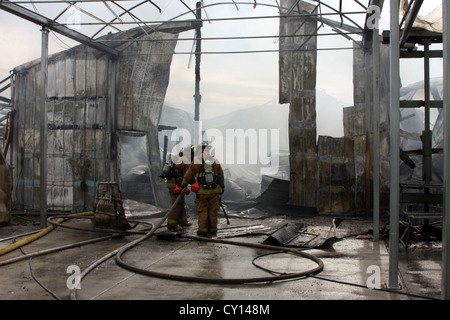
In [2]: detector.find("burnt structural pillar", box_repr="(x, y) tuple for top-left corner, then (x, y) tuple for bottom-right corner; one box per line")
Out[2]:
(279, 0), (318, 209)
(442, 0), (450, 300)
(39, 28), (49, 227)
(351, 43), (373, 212)
(193, 1), (202, 147)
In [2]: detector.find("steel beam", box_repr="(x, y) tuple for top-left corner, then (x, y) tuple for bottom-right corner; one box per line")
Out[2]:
(39, 28), (49, 228)
(442, 0), (450, 301)
(0, 96), (11, 104)
(364, 50), (371, 213)
(389, 0), (400, 290)
(423, 40), (432, 190)
(362, 0), (385, 49)
(108, 59), (118, 182)
(399, 0), (424, 48)
(194, 1), (202, 123)
(193, 1), (202, 147)
(0, 0), (119, 57)
(372, 31), (381, 242)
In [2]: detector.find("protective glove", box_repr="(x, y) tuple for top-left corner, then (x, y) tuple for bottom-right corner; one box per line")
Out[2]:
(191, 182), (200, 193)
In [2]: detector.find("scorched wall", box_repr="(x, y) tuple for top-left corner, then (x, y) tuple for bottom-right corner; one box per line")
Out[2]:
(10, 26), (189, 212)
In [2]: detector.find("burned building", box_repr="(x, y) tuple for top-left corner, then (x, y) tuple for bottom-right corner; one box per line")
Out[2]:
(8, 21), (199, 213)
(279, 0), (391, 214)
(0, 0), (444, 223)
(1, 0), (450, 301)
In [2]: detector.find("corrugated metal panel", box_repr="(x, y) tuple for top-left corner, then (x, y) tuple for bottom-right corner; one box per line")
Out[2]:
(13, 49), (110, 211)
(116, 32), (178, 131)
(12, 28), (179, 211)
(65, 58), (75, 97)
(279, 0), (318, 209)
(317, 136), (355, 213)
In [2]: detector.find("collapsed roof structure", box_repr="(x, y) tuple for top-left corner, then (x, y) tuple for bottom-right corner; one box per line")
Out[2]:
(0, 0), (381, 218)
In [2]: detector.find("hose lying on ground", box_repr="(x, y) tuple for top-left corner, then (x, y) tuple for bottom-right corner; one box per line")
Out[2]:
(2, 192), (437, 300)
(1, 190), (324, 297)
(0, 211), (94, 257)
(116, 232), (324, 285)
(0, 230), (42, 243)
(114, 188), (324, 285)
(68, 188), (187, 299)
(69, 247), (122, 300)
(0, 234), (123, 267)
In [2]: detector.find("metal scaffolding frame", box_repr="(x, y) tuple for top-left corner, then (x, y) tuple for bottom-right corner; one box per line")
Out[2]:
(386, 0), (448, 298)
(0, 0), (373, 53)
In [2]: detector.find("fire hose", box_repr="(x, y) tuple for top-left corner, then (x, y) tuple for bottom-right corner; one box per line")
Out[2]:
(0, 188), (325, 298)
(114, 187), (324, 285)
(1, 190), (438, 300)
(116, 233), (324, 285)
(0, 211), (95, 257)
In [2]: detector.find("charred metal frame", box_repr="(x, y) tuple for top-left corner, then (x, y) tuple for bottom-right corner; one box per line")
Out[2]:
(39, 28), (49, 227)
(389, 0), (401, 290)
(443, 0), (450, 301)
(1, 0), (450, 298)
(382, 0), (446, 291)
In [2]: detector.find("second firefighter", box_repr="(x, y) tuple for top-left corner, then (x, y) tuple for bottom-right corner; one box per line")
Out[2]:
(162, 146), (194, 231)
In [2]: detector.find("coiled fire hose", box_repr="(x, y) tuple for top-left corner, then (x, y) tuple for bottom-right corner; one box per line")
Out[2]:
(114, 187), (324, 285)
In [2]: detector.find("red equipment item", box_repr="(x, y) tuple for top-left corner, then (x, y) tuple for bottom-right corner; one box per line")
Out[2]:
(191, 182), (200, 193)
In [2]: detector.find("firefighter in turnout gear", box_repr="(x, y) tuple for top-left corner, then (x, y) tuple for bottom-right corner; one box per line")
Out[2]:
(161, 146), (194, 231)
(181, 143), (225, 236)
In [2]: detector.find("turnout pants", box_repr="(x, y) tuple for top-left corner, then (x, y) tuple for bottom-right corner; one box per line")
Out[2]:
(195, 193), (221, 234)
(167, 190), (189, 230)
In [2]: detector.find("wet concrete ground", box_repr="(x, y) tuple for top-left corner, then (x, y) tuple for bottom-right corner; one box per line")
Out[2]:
(0, 204), (443, 301)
